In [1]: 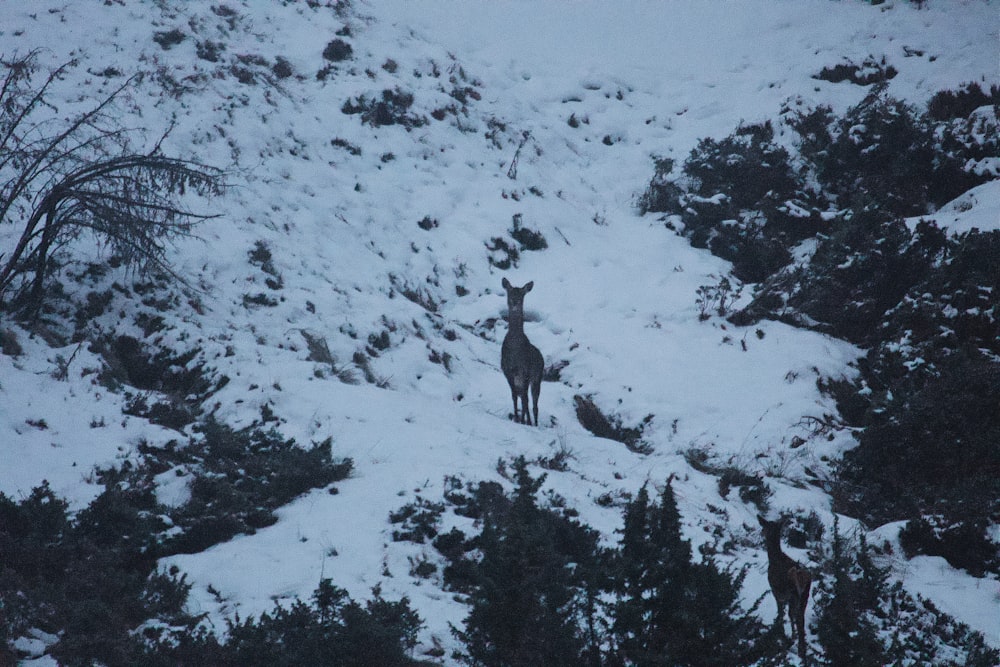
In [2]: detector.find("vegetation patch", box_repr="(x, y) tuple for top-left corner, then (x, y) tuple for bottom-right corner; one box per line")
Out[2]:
(398, 460), (776, 665)
(812, 519), (998, 666)
(573, 395), (653, 454)
(813, 55), (897, 86)
(341, 88), (427, 129)
(0, 473), (423, 665)
(641, 84), (1000, 575)
(322, 38), (353, 62)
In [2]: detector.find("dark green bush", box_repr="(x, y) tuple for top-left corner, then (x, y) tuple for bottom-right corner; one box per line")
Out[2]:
(389, 496), (445, 543)
(812, 519), (999, 666)
(93, 334), (223, 403)
(646, 83), (999, 580)
(342, 88), (426, 129)
(199, 582), (421, 667)
(797, 91), (971, 216)
(813, 56), (897, 86)
(164, 420), (352, 554)
(927, 81), (999, 121)
(0, 483), (195, 665)
(322, 38), (353, 62)
(509, 213), (547, 251)
(153, 29), (185, 50)
(643, 121), (808, 282)
(899, 516), (1000, 578)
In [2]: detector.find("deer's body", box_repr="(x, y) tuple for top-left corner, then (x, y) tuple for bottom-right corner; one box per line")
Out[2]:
(759, 515), (812, 665)
(501, 278), (544, 426)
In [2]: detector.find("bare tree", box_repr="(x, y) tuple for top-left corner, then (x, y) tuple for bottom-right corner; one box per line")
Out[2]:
(0, 51), (224, 312)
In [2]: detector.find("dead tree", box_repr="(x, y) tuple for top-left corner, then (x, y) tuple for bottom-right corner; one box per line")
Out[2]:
(0, 51), (224, 311)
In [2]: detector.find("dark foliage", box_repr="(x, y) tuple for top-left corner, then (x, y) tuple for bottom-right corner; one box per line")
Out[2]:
(322, 38), (353, 62)
(636, 157), (683, 216)
(153, 29), (186, 50)
(796, 90), (976, 217)
(509, 213), (548, 251)
(927, 81), (1000, 121)
(342, 88), (426, 129)
(94, 334), (218, 397)
(813, 521), (886, 666)
(417, 215), (439, 230)
(0, 482), (195, 665)
(829, 228), (1000, 567)
(610, 482), (774, 666)
(160, 419), (353, 555)
(485, 235), (519, 270)
(812, 519), (998, 666)
(0, 479), (422, 666)
(1, 413), (358, 664)
(408, 462), (774, 665)
(154, 581), (422, 667)
(899, 515), (1000, 578)
(641, 121), (806, 282)
(447, 459), (606, 666)
(573, 395), (653, 454)
(648, 85), (998, 572)
(813, 56), (897, 86)
(751, 215), (940, 343)
(389, 496), (446, 543)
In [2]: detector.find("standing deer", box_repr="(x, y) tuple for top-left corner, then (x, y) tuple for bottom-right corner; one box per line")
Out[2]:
(501, 278), (544, 426)
(759, 514), (812, 665)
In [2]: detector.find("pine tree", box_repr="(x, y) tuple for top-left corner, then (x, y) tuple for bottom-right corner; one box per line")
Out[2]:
(813, 518), (885, 667)
(612, 480), (770, 666)
(457, 457), (594, 666)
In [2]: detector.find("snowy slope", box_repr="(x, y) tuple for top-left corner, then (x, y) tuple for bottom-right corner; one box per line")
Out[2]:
(1, 0), (998, 661)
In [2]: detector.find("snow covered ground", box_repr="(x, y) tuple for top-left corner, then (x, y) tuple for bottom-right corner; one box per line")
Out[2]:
(1, 0), (997, 661)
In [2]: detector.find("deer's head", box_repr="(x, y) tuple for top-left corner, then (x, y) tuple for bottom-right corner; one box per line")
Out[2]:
(758, 514), (786, 544)
(502, 278), (533, 319)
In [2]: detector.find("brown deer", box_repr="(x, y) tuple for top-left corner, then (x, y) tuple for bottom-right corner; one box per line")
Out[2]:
(758, 514), (812, 665)
(501, 278), (544, 426)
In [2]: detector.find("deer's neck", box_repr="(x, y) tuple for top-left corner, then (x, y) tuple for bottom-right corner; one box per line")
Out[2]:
(507, 310), (525, 337)
(764, 538), (788, 562)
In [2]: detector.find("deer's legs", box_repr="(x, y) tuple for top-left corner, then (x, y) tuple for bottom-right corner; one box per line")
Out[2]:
(518, 387), (531, 424)
(510, 388), (520, 423)
(774, 600), (787, 636)
(791, 596), (808, 664)
(530, 379), (541, 427)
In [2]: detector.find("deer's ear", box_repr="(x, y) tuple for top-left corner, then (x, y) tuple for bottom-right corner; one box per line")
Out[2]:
(524, 281), (534, 292)
(502, 277), (512, 290)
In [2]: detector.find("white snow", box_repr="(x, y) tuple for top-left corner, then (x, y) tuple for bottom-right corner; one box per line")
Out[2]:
(1, 0), (997, 661)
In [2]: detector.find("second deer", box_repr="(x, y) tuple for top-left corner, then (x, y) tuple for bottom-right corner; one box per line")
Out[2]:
(500, 278), (544, 426)
(758, 514), (812, 665)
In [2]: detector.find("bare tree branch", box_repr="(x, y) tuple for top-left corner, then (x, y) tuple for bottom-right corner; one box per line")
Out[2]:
(0, 52), (224, 311)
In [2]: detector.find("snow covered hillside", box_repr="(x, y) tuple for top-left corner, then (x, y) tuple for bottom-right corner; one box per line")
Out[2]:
(1, 0), (997, 664)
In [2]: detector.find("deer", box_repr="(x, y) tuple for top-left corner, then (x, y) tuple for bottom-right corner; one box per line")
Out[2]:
(500, 278), (544, 426)
(758, 514), (812, 665)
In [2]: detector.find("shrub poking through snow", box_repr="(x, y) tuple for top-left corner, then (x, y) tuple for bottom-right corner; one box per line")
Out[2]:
(509, 213), (547, 251)
(341, 88), (427, 129)
(642, 121), (802, 282)
(0, 477), (421, 665)
(926, 81), (1000, 121)
(573, 395), (653, 454)
(813, 55), (897, 86)
(322, 38), (353, 62)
